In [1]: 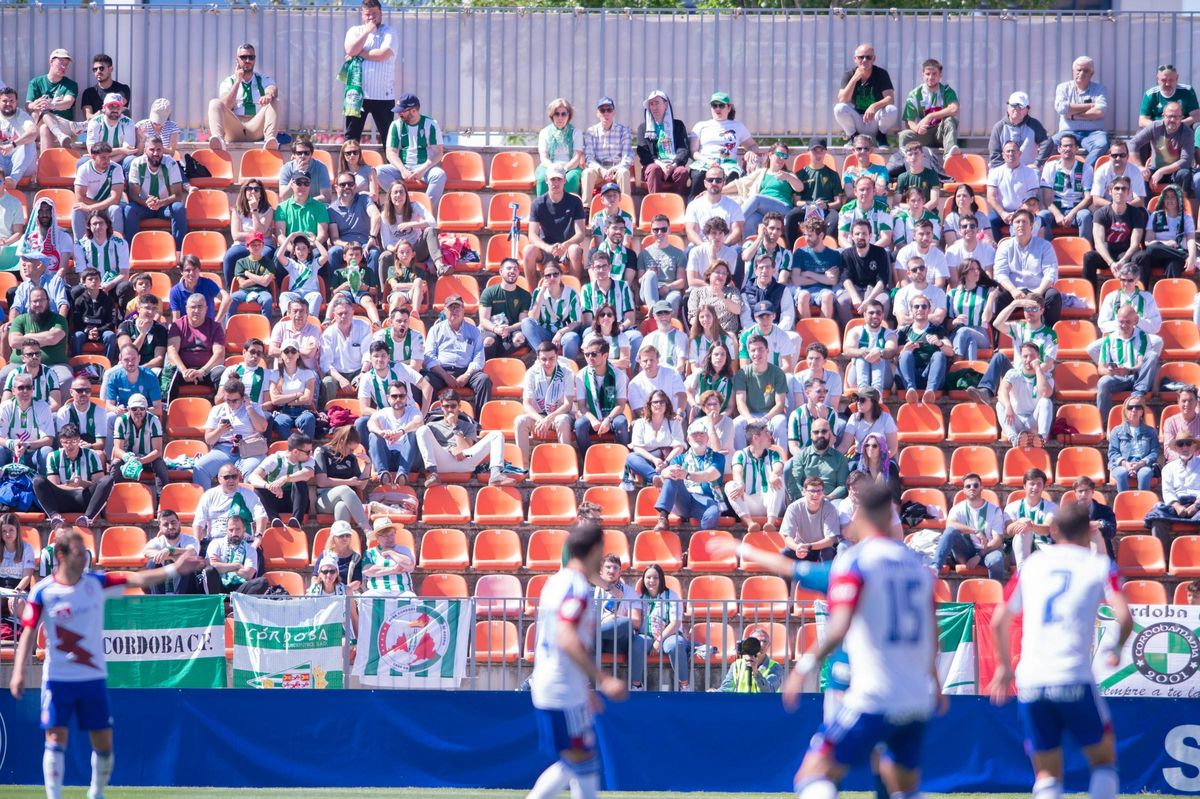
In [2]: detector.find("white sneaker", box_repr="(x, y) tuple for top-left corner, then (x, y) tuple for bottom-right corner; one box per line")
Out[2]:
(208, 136), (225, 152)
(619, 480), (634, 492)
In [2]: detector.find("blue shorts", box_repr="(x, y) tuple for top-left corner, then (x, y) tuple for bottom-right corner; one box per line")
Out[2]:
(1018, 682), (1111, 754)
(810, 705), (926, 771)
(534, 705), (596, 761)
(40, 679), (113, 731)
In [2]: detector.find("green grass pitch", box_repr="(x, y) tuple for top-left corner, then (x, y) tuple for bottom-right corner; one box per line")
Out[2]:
(0, 789), (1165, 799)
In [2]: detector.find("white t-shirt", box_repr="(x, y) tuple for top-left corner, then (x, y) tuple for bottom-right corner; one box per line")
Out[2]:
(368, 405), (421, 452)
(631, 417), (684, 451)
(380, 202), (434, 248)
(0, 543), (35, 581)
(74, 160), (126, 202)
(531, 567), (596, 710)
(895, 243), (949, 283)
(144, 533), (200, 556)
(684, 196), (745, 240)
(1001, 367), (1045, 415)
(894, 284), (949, 322)
(686, 242), (740, 283)
(204, 402), (260, 445)
(1008, 544), (1120, 688)
(1091, 161), (1148, 202)
(344, 23), (397, 100)
(0, 108), (34, 145)
(193, 486), (268, 539)
(628, 366), (686, 412)
(986, 163), (1041, 212)
(946, 500), (1005, 550)
(273, 367), (317, 399)
(690, 119), (753, 165)
(945, 239), (997, 272)
(640, 329), (689, 372)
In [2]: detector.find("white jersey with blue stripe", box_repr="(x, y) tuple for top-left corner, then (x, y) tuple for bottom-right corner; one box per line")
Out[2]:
(531, 567), (597, 710)
(23, 571), (126, 682)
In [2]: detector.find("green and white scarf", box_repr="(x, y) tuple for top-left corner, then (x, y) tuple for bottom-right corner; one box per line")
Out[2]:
(582, 367), (619, 418)
(338, 56), (364, 118)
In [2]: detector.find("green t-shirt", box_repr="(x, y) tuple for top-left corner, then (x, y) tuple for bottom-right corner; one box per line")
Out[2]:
(233, 255), (274, 286)
(902, 83), (959, 123)
(333, 265), (380, 295)
(895, 167), (943, 202)
(273, 198), (330, 237)
(478, 284), (532, 328)
(26, 75), (79, 120)
(798, 165), (841, 203)
(10, 312), (68, 365)
(1141, 84), (1200, 122)
(732, 363), (788, 415)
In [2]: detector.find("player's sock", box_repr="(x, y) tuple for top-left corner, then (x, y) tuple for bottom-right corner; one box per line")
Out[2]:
(1088, 764), (1118, 799)
(88, 749), (114, 799)
(889, 792), (923, 799)
(795, 777), (838, 799)
(43, 742), (65, 799)
(874, 774), (890, 799)
(526, 761), (571, 799)
(565, 756), (600, 799)
(1032, 776), (1063, 799)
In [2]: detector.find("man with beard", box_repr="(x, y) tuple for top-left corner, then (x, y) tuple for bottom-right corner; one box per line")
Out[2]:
(0, 87), (37, 190)
(141, 509), (199, 594)
(5, 287), (70, 386)
(123, 136), (186, 247)
(18, 199), (73, 277)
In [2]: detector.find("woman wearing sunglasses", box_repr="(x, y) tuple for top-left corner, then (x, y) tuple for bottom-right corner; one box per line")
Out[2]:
(535, 98), (584, 196)
(725, 143), (805, 233)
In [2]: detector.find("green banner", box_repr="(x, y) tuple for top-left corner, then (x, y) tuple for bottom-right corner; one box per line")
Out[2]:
(353, 598), (473, 688)
(231, 595), (346, 689)
(102, 596), (227, 688)
(936, 601), (977, 695)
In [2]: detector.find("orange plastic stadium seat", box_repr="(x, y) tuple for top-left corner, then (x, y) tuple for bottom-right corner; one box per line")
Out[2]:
(1053, 446), (1106, 487)
(474, 573), (523, 618)
(946, 402), (999, 444)
(1161, 320), (1200, 359)
(1113, 490), (1158, 532)
(432, 274), (480, 313)
(1123, 579), (1168, 605)
(223, 314), (272, 355)
(688, 530), (737, 572)
(636, 192), (686, 232)
(1154, 278), (1198, 319)
(1054, 361), (1099, 401)
(632, 529), (683, 571)
(793, 586), (825, 619)
(32, 188), (73, 229)
(166, 397), (212, 438)
(260, 526), (310, 570)
(186, 148), (233, 188)
(603, 529), (631, 568)
(895, 403), (944, 444)
(238, 149), (285, 188)
(794, 317), (841, 358)
(691, 622), (738, 662)
(738, 531), (785, 571)
(180, 231), (226, 272)
(36, 148), (78, 188)
(104, 483), (154, 524)
(741, 621), (791, 662)
(475, 620), (520, 663)
(1170, 536), (1200, 577)
(482, 358), (526, 399)
(941, 153), (987, 191)
(441, 150), (486, 191)
(686, 575), (738, 620)
(420, 485), (470, 525)
(739, 575), (789, 621)
(1158, 363), (1200, 402)
(896, 445), (946, 487)
(582, 486), (631, 526)
(528, 485), (578, 526)
(957, 578), (1004, 604)
(633, 486), (663, 526)
(1176, 583), (1195, 604)
(1052, 320), (1097, 360)
(525, 529), (567, 571)
(473, 487), (525, 527)
(1055, 404), (1105, 444)
(946, 360), (987, 401)
(184, 189), (231, 230)
(436, 192), (484, 233)
(529, 443), (579, 484)
(485, 233), (529, 272)
(489, 151), (537, 190)
(96, 526), (148, 568)
(158, 482), (204, 524)
(949, 445), (1000, 486)
(417, 573), (468, 598)
(901, 489), (947, 529)
(417, 528), (469, 570)
(1055, 278), (1096, 319)
(472, 526), (522, 572)
(486, 192), (532, 232)
(933, 578), (953, 603)
(1002, 447), (1053, 486)
(262, 571), (305, 596)
(1117, 535), (1166, 577)
(1052, 237), (1091, 269)
(129, 231), (176, 271)
(582, 443), (630, 485)
(479, 400), (523, 441)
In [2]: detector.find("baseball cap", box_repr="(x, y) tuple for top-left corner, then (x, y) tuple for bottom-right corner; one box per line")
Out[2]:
(753, 301), (775, 317)
(645, 89), (668, 104)
(600, 182), (620, 195)
(246, 231), (265, 244)
(652, 300), (673, 315)
(102, 93), (126, 108)
(49, 48), (72, 61)
(330, 520), (354, 537)
(149, 98), (171, 124)
(809, 138), (828, 150)
(596, 95), (615, 109)
(394, 93), (420, 112)
(1008, 91), (1030, 108)
(687, 421), (710, 437)
(18, 251), (51, 265)
(544, 164), (565, 180)
(127, 393), (149, 409)
(371, 517), (398, 537)
(291, 171), (312, 185)
(443, 294), (464, 309)
(710, 91), (732, 105)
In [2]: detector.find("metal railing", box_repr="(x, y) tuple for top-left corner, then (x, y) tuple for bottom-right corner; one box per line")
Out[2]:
(0, 7), (1195, 139)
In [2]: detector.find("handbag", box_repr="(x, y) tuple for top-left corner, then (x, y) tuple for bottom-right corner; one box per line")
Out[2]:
(236, 433), (269, 458)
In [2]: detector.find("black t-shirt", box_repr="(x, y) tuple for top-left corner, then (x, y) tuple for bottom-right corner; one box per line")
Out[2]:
(81, 80), (133, 117)
(1093, 204), (1149, 252)
(530, 192), (586, 245)
(118, 320), (168, 364)
(839, 67), (894, 114)
(839, 245), (891, 291)
(315, 446), (362, 481)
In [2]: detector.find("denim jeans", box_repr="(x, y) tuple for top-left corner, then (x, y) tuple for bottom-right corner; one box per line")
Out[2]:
(1096, 354), (1160, 419)
(934, 530), (1006, 582)
(71, 329), (118, 362)
(0, 144), (36, 186)
(574, 414), (630, 454)
(740, 195), (791, 234)
(123, 201), (188, 248)
(368, 431), (417, 477)
(951, 326), (990, 361)
(656, 479), (721, 528)
(898, 350), (948, 392)
(1113, 464), (1155, 492)
(519, 319), (581, 360)
(626, 452), (662, 484)
(190, 443), (264, 487)
(1037, 207), (1093, 242)
(271, 406), (316, 439)
(638, 273), (683, 318)
(230, 288), (276, 320)
(853, 357), (894, 393)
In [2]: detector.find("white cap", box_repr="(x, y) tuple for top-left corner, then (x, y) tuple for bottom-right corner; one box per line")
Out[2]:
(329, 520), (354, 537)
(1007, 91), (1030, 108)
(149, 98), (171, 125)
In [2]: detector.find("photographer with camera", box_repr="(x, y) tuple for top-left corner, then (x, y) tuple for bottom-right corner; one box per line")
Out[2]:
(716, 630), (780, 693)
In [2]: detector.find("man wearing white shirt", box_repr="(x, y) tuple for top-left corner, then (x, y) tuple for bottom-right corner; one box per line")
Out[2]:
(72, 141), (125, 240)
(1090, 140), (1147, 208)
(1091, 305), (1159, 420)
(83, 93), (136, 164)
(142, 509), (200, 594)
(193, 463), (269, 543)
(987, 140), (1041, 241)
(738, 302), (794, 372)
(1150, 433), (1200, 542)
(945, 216), (996, 273)
(366, 381), (422, 482)
(997, 341), (1054, 448)
(628, 346), (685, 415)
(894, 220), (948, 286)
(1097, 262), (1162, 337)
(684, 166), (745, 247)
(343, 0), (397, 144)
(935, 473), (1006, 581)
(514, 341), (575, 465)
(206, 43), (279, 152)
(1038, 133), (1094, 241)
(893, 257), (948, 327)
(319, 297), (372, 408)
(992, 209), (1062, 325)
(725, 420), (784, 532)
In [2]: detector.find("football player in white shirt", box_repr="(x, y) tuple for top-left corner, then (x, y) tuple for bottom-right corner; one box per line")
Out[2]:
(989, 501), (1132, 799)
(9, 529), (203, 799)
(527, 522), (626, 799)
(786, 483), (944, 799)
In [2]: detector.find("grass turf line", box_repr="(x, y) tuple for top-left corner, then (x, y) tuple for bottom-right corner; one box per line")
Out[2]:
(0, 790), (1165, 799)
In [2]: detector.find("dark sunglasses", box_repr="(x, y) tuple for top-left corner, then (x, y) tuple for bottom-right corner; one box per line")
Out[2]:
(651, 226), (669, 233)
(584, 351), (603, 359)
(597, 106), (614, 113)
(238, 54), (256, 60)
(704, 177), (725, 184)
(337, 182), (355, 188)
(710, 102), (728, 109)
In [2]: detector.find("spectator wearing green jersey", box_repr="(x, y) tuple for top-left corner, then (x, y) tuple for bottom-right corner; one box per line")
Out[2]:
(33, 422), (115, 529)
(898, 58), (961, 155)
(361, 516), (415, 596)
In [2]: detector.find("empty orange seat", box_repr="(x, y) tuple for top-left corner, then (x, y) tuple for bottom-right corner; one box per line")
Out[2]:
(941, 153), (987, 191)
(687, 530), (736, 572)
(421, 485), (471, 525)
(691, 622), (738, 662)
(130, 231), (176, 271)
(96, 526), (148, 568)
(238, 149), (285, 188)
(224, 314), (271, 355)
(636, 193), (685, 232)
(686, 575), (738, 620)
(526, 528), (567, 571)
(603, 529), (631, 568)
(482, 358), (526, 398)
(582, 486), (631, 526)
(436, 192), (484, 232)
(739, 575), (789, 621)
(933, 578), (953, 603)
(1053, 446), (1106, 487)
(157, 482), (204, 524)
(166, 397), (212, 438)
(895, 403), (944, 443)
(1123, 579), (1168, 604)
(528, 485), (578, 526)
(1002, 447), (1053, 486)
(418, 528), (469, 569)
(442, 150), (486, 191)
(105, 483), (154, 524)
(471, 528), (522, 571)
(419, 572), (469, 597)
(1054, 361), (1099, 401)
(473, 487), (524, 526)
(185, 148), (233, 188)
(1154, 278), (1197, 319)
(946, 402), (998, 444)
(529, 443), (579, 484)
(474, 620), (520, 663)
(486, 192), (532, 232)
(632, 529), (683, 571)
(489, 151), (537, 190)
(1117, 535), (1166, 577)
(583, 444), (629, 485)
(1169, 535), (1200, 577)
(793, 586), (825, 619)
(1053, 320), (1097, 359)
(957, 578), (1003, 604)
(474, 573), (523, 618)
(37, 148), (81, 188)
(738, 530), (786, 572)
(794, 317), (841, 358)
(432, 273), (480, 313)
(949, 445), (1000, 486)
(185, 189), (231, 229)
(1052, 236), (1091, 268)
(896, 445), (946, 487)
(181, 231), (227, 271)
(1161, 320), (1200, 359)
(1114, 490), (1158, 532)
(1055, 404), (1105, 444)
(259, 526), (310, 569)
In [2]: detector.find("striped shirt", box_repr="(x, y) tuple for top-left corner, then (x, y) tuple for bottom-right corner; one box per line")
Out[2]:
(362, 545), (415, 594)
(358, 363), (421, 410)
(386, 115), (440, 167)
(45, 447), (103, 483)
(1096, 331), (1150, 369)
(128, 155), (183, 200)
(530, 286), (580, 333)
(583, 121), (633, 169)
(112, 412), (162, 457)
(256, 452), (315, 484)
(947, 285), (990, 328)
(369, 327), (425, 369)
(733, 446), (781, 495)
(641, 329), (688, 372)
(344, 23), (397, 100)
(134, 119), (182, 148)
(580, 278), (635, 318)
(5, 367), (57, 405)
(523, 363), (575, 414)
(217, 73), (277, 118)
(74, 161), (125, 203)
(836, 197), (893, 237)
(739, 324), (792, 367)
(0, 399), (53, 441)
(85, 115), (135, 150)
(1006, 321), (1059, 362)
(228, 364), (271, 404)
(55, 402), (107, 443)
(72, 236), (130, 284)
